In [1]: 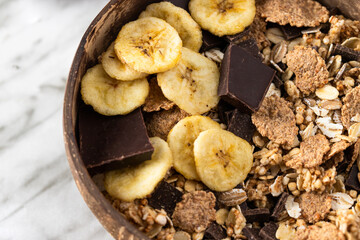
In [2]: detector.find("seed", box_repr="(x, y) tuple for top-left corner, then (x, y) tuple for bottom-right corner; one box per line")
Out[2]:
(266, 28), (285, 44)
(341, 37), (360, 50)
(314, 179), (323, 189)
(288, 182), (297, 191)
(292, 190), (300, 196)
(271, 41), (288, 63)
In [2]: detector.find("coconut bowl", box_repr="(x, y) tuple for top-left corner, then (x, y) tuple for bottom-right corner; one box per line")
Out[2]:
(63, 0), (360, 239)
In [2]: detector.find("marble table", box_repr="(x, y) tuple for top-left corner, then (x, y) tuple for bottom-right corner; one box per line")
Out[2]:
(0, 0), (113, 239)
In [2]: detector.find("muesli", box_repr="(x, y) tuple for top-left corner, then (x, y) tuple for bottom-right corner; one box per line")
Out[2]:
(78, 0), (360, 239)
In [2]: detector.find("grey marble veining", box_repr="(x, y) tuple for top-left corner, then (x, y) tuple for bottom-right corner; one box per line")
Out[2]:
(0, 0), (113, 239)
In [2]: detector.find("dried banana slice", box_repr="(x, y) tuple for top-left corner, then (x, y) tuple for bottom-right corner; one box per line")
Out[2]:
(157, 47), (220, 115)
(139, 2), (202, 52)
(104, 137), (173, 202)
(189, 0), (256, 37)
(114, 17), (182, 74)
(167, 116), (222, 180)
(194, 129), (253, 192)
(101, 42), (148, 81)
(80, 64), (149, 116)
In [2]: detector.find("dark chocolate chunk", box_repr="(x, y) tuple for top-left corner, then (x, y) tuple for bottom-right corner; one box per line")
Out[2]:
(243, 227), (261, 240)
(243, 208), (270, 222)
(345, 165), (360, 191)
(236, 37), (263, 60)
(227, 109), (255, 142)
(217, 100), (235, 124)
(218, 44), (276, 112)
(224, 28), (251, 43)
(224, 110), (235, 126)
(240, 201), (249, 212)
(259, 222), (278, 240)
(333, 44), (360, 62)
(148, 181), (183, 215)
(280, 25), (304, 40)
(317, 0), (360, 21)
(201, 30), (227, 52)
(337, 146), (355, 174)
(203, 222), (227, 239)
(273, 74), (284, 88)
(167, 0), (188, 10)
(271, 192), (289, 221)
(79, 105), (154, 174)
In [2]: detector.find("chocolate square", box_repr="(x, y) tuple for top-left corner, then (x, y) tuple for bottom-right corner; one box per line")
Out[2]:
(243, 208), (270, 222)
(227, 109), (255, 142)
(271, 192), (289, 221)
(280, 25), (305, 40)
(201, 30), (227, 52)
(345, 165), (360, 191)
(218, 44), (275, 112)
(243, 227), (261, 240)
(148, 181), (183, 215)
(79, 105), (154, 174)
(204, 222), (227, 239)
(217, 100), (235, 124)
(224, 28), (251, 43)
(236, 37), (263, 61)
(333, 44), (360, 62)
(259, 222), (278, 240)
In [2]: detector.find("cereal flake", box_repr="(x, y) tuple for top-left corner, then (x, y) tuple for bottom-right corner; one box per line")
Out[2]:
(286, 46), (329, 95)
(257, 0), (329, 27)
(286, 134), (330, 169)
(252, 95), (298, 148)
(325, 140), (351, 160)
(172, 191), (216, 233)
(145, 107), (189, 140)
(295, 222), (345, 240)
(143, 77), (175, 112)
(341, 85), (360, 129)
(299, 192), (331, 223)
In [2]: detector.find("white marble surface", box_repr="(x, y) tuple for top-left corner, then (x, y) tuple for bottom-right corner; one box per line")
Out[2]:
(0, 0), (114, 239)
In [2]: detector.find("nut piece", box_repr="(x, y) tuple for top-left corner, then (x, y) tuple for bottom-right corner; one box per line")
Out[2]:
(252, 95), (298, 148)
(145, 107), (189, 140)
(295, 222), (345, 240)
(216, 208), (229, 225)
(258, 0), (329, 27)
(286, 46), (329, 95)
(286, 134), (330, 169)
(225, 208), (246, 238)
(270, 176), (284, 197)
(299, 192), (331, 223)
(143, 77), (175, 112)
(172, 191), (216, 233)
(218, 188), (247, 207)
(285, 195), (301, 219)
(276, 222), (296, 240)
(342, 85), (360, 129)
